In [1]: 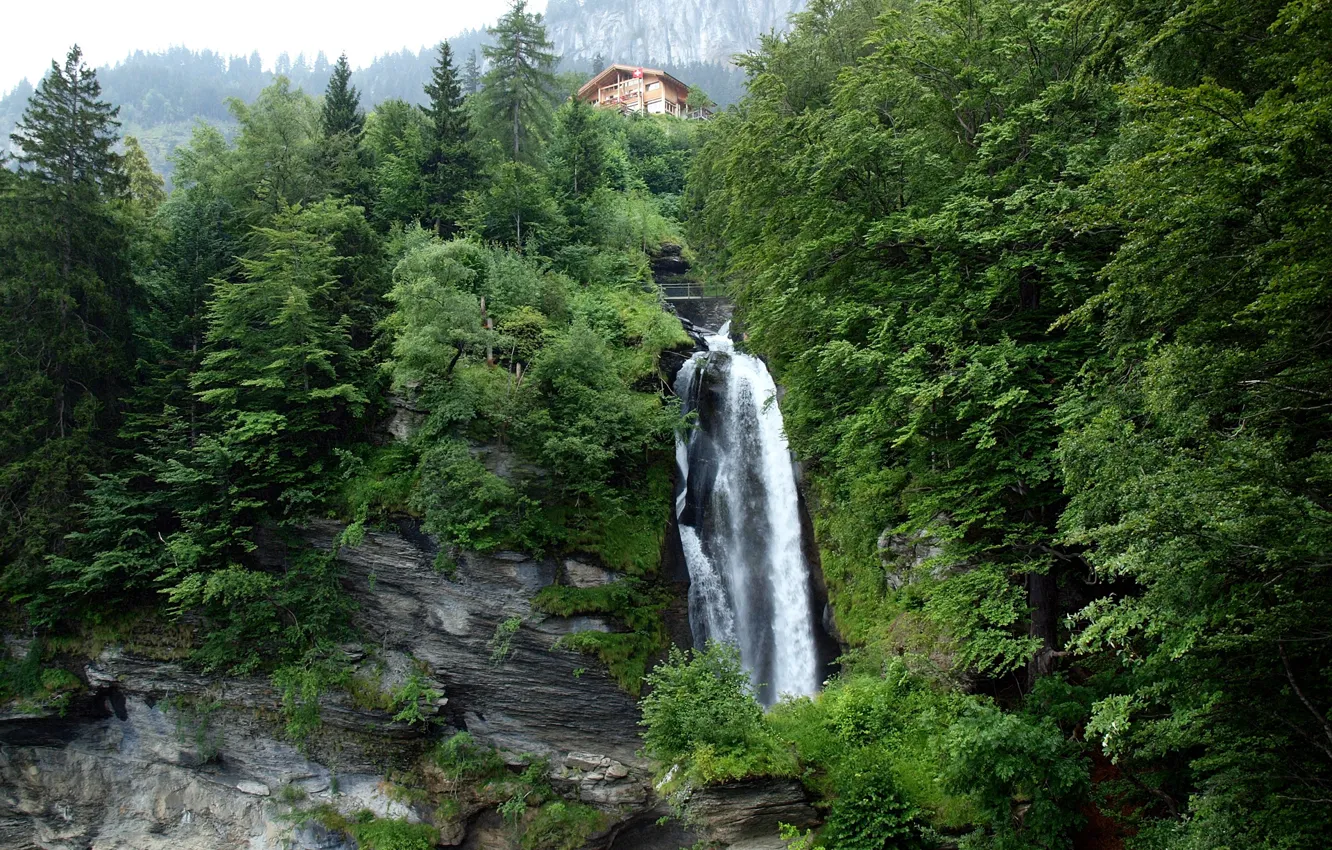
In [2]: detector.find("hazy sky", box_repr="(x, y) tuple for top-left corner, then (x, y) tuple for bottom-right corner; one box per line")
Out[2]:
(2, 0), (545, 95)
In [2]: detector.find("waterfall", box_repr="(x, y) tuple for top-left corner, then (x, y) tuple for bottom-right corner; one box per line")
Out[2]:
(674, 322), (821, 705)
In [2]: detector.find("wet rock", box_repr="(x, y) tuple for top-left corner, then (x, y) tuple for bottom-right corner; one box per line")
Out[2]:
(383, 392), (426, 444)
(307, 520), (646, 765)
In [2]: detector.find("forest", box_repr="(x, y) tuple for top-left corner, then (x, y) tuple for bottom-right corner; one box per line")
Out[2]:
(0, 41), (745, 184)
(2, 0), (1331, 847)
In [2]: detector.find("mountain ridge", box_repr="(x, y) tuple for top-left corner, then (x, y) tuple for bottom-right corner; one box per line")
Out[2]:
(545, 0), (806, 66)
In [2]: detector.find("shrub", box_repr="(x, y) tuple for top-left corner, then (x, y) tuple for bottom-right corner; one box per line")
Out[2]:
(388, 669), (443, 726)
(350, 816), (440, 850)
(820, 752), (926, 850)
(768, 667), (978, 831)
(431, 731), (506, 782)
(522, 801), (607, 850)
(941, 704), (1089, 850)
(640, 642), (797, 783)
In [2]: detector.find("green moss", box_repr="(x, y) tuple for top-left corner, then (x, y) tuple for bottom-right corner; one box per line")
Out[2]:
(0, 641), (85, 715)
(335, 443), (421, 546)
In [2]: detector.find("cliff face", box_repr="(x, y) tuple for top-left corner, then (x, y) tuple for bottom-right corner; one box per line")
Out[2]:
(0, 524), (652, 849)
(544, 0), (807, 66)
(0, 520), (816, 849)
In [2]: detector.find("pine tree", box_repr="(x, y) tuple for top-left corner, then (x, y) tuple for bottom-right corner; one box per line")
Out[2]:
(321, 53), (364, 138)
(122, 136), (166, 216)
(591, 52), (606, 75)
(421, 42), (476, 235)
(0, 45), (134, 595)
(423, 42), (466, 142)
(481, 0), (560, 162)
(463, 51), (482, 96)
(549, 97), (608, 198)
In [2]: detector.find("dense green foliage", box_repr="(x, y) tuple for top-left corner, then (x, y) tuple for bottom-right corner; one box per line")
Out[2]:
(11, 1), (1328, 846)
(2, 6), (701, 716)
(1, 46), (134, 603)
(682, 0), (1332, 846)
(644, 647), (1092, 849)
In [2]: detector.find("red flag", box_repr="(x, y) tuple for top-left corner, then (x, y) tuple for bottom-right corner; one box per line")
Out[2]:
(633, 68), (644, 79)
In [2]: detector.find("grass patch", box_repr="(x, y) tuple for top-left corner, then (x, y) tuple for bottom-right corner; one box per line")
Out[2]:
(306, 807), (440, 850)
(430, 731), (508, 783)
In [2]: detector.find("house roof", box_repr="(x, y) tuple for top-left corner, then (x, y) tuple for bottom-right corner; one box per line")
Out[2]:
(577, 64), (691, 99)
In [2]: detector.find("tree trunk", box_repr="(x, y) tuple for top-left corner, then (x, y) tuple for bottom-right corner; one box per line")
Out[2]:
(513, 98), (521, 159)
(481, 296), (494, 366)
(1026, 566), (1060, 688)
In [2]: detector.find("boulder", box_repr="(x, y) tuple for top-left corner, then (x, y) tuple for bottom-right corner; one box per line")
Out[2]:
(687, 779), (820, 850)
(878, 514), (968, 589)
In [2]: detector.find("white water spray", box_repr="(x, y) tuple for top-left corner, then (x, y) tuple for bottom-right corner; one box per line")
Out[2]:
(674, 322), (820, 704)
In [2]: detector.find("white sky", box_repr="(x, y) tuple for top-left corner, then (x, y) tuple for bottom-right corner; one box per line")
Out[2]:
(2, 0), (545, 96)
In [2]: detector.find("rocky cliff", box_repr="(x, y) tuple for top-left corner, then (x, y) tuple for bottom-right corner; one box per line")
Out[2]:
(544, 0), (807, 67)
(0, 518), (816, 849)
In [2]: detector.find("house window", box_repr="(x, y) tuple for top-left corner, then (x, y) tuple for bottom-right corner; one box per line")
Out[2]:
(647, 81), (661, 91)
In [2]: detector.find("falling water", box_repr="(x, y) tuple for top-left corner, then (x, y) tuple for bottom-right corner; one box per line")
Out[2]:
(674, 322), (821, 705)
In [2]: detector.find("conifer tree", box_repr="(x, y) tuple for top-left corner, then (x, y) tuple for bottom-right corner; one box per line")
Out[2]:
(549, 97), (608, 198)
(463, 51), (482, 96)
(421, 42), (475, 235)
(423, 42), (466, 142)
(0, 45), (134, 594)
(591, 52), (606, 75)
(481, 0), (559, 161)
(321, 53), (364, 138)
(122, 136), (166, 216)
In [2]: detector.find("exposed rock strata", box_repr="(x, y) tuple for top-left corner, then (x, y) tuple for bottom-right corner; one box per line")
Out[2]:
(0, 519), (809, 849)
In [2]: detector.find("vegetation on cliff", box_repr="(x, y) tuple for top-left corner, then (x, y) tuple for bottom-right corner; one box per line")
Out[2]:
(0, 3), (697, 720)
(672, 0), (1332, 846)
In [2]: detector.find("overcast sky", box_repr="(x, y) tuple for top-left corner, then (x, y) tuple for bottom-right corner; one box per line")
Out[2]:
(2, 0), (544, 95)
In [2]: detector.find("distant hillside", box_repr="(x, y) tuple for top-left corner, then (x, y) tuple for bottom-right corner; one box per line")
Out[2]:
(1, 38), (744, 184)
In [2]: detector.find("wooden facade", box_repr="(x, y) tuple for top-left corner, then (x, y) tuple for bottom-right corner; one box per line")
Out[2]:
(576, 64), (709, 119)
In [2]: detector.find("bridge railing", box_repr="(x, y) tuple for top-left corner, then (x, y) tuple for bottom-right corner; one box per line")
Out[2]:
(660, 280), (707, 299)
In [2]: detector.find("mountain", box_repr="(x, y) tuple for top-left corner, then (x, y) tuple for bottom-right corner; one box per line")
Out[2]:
(544, 0), (806, 66)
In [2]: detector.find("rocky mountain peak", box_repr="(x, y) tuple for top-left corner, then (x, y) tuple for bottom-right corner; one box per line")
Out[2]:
(544, 0), (808, 66)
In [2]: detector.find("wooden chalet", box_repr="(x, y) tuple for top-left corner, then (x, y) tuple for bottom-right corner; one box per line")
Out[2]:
(576, 64), (711, 119)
